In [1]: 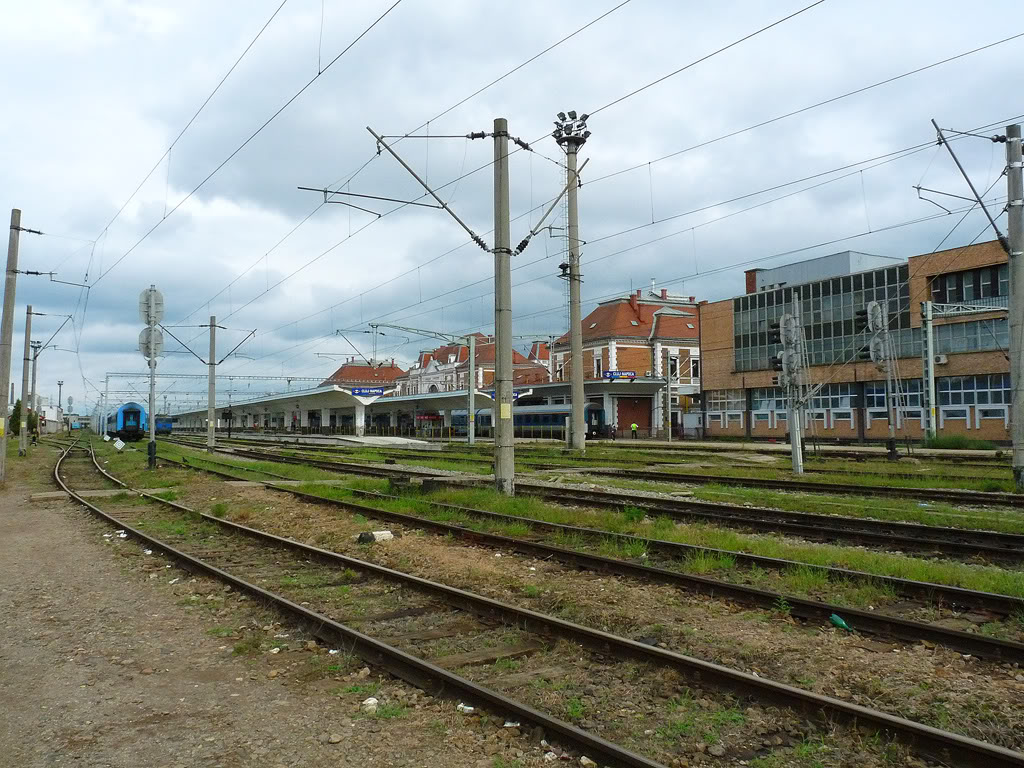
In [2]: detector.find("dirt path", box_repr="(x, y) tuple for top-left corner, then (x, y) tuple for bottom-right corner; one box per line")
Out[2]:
(0, 449), (551, 768)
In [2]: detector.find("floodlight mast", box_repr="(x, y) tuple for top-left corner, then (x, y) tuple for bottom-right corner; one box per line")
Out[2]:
(554, 110), (589, 452)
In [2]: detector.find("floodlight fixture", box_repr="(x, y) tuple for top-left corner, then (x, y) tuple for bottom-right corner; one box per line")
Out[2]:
(583, 130), (592, 140)
(579, 113), (589, 122)
(557, 112), (567, 121)
(568, 110), (577, 120)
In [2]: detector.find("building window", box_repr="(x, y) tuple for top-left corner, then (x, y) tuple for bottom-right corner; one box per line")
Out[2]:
(931, 264), (1008, 306)
(809, 383), (857, 411)
(751, 387), (787, 411)
(865, 379), (921, 408)
(732, 264), (913, 371)
(594, 356), (602, 377)
(934, 318), (1008, 354)
(938, 374), (1010, 406)
(705, 389), (745, 411)
(690, 358), (700, 379)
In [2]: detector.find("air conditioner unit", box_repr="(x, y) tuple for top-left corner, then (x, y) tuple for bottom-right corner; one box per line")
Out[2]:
(934, 354), (948, 365)
(645, 371), (652, 377)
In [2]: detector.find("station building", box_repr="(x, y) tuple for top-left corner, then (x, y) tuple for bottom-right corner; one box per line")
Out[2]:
(551, 285), (702, 435)
(699, 240), (1011, 442)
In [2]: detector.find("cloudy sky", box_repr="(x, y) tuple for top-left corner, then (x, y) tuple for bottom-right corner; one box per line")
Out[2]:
(1, 0), (1020, 414)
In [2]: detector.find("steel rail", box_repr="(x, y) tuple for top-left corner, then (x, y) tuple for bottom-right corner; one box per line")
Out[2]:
(157, 450), (1024, 653)
(168, 436), (1012, 484)
(159, 450), (1024, 614)
(582, 468), (1024, 508)
(167, 435), (1014, 488)
(165, 442), (1024, 561)
(58, 444), (666, 768)
(516, 484), (1024, 561)
(75, 444), (1024, 765)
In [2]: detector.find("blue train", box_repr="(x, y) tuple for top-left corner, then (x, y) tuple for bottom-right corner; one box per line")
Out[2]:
(106, 402), (147, 441)
(155, 415), (173, 435)
(449, 403), (605, 437)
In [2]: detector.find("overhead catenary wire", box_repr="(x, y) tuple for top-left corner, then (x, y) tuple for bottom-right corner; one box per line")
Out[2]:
(182, 0), (836, 350)
(93, 0), (291, 244)
(216, 120), (1012, 375)
(88, 0), (404, 289)
(169, 1), (635, 329)
(163, 26), (1023, 379)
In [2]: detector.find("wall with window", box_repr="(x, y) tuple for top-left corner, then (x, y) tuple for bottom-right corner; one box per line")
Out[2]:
(933, 317), (1008, 355)
(733, 264), (913, 372)
(703, 375), (1012, 441)
(930, 263), (1008, 306)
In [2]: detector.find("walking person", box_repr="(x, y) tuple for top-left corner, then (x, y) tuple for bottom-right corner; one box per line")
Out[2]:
(631, 422), (638, 439)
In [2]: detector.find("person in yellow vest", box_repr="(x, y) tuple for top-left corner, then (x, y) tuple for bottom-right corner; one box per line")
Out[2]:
(630, 422), (638, 439)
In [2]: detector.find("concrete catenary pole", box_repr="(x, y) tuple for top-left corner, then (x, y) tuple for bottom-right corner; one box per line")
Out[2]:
(207, 315), (216, 452)
(147, 286), (157, 469)
(467, 332), (476, 446)
(29, 342), (40, 437)
(1006, 124), (1024, 490)
(922, 301), (937, 438)
(786, 309), (804, 475)
(18, 305), (32, 455)
(565, 139), (586, 452)
(0, 209), (22, 481)
(102, 374), (109, 437)
(57, 380), (63, 409)
(492, 117), (515, 495)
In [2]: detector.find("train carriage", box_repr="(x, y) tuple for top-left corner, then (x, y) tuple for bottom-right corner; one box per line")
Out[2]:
(449, 402), (605, 438)
(106, 401), (147, 441)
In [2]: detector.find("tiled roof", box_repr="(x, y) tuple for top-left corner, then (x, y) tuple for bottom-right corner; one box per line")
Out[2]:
(320, 361), (405, 387)
(555, 294), (698, 345)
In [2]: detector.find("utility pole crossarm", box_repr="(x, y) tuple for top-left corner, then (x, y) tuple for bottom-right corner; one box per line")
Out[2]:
(933, 119), (1010, 253)
(514, 157), (590, 255)
(366, 127), (490, 251)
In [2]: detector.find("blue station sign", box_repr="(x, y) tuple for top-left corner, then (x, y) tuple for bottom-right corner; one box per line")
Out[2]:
(351, 387), (385, 396)
(486, 391), (521, 400)
(604, 370), (637, 380)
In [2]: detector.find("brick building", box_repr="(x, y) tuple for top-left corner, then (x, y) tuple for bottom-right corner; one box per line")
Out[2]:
(396, 334), (549, 395)
(700, 240), (1010, 442)
(551, 285), (701, 434)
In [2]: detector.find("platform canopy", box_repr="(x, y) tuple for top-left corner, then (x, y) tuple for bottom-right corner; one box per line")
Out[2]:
(170, 385), (494, 419)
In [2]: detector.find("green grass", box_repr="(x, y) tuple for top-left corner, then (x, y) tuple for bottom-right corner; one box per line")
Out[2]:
(692, 482), (1024, 534)
(231, 633), (264, 656)
(343, 682), (380, 696)
(924, 435), (999, 450)
(284, 477), (1024, 604)
(144, 440), (1024, 607)
(373, 703), (406, 719)
(565, 696), (585, 722)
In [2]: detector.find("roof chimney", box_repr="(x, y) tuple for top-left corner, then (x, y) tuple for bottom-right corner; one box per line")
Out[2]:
(744, 268), (761, 294)
(629, 292), (638, 313)
(689, 296), (695, 302)
(660, 288), (668, 300)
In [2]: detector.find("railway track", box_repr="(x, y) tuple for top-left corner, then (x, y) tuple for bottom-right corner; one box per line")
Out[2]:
(159, 449), (1024, 662)
(165, 435), (1014, 493)
(580, 467), (1024, 508)
(162, 442), (1024, 562)
(65, 442), (1024, 765)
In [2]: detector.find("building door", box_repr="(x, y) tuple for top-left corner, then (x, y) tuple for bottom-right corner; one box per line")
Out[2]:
(617, 397), (652, 437)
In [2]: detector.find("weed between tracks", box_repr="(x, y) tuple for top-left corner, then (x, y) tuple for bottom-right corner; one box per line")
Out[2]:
(299, 482), (1024, 602)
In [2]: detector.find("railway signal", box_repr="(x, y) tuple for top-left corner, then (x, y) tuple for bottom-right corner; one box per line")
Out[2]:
(139, 285), (163, 469)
